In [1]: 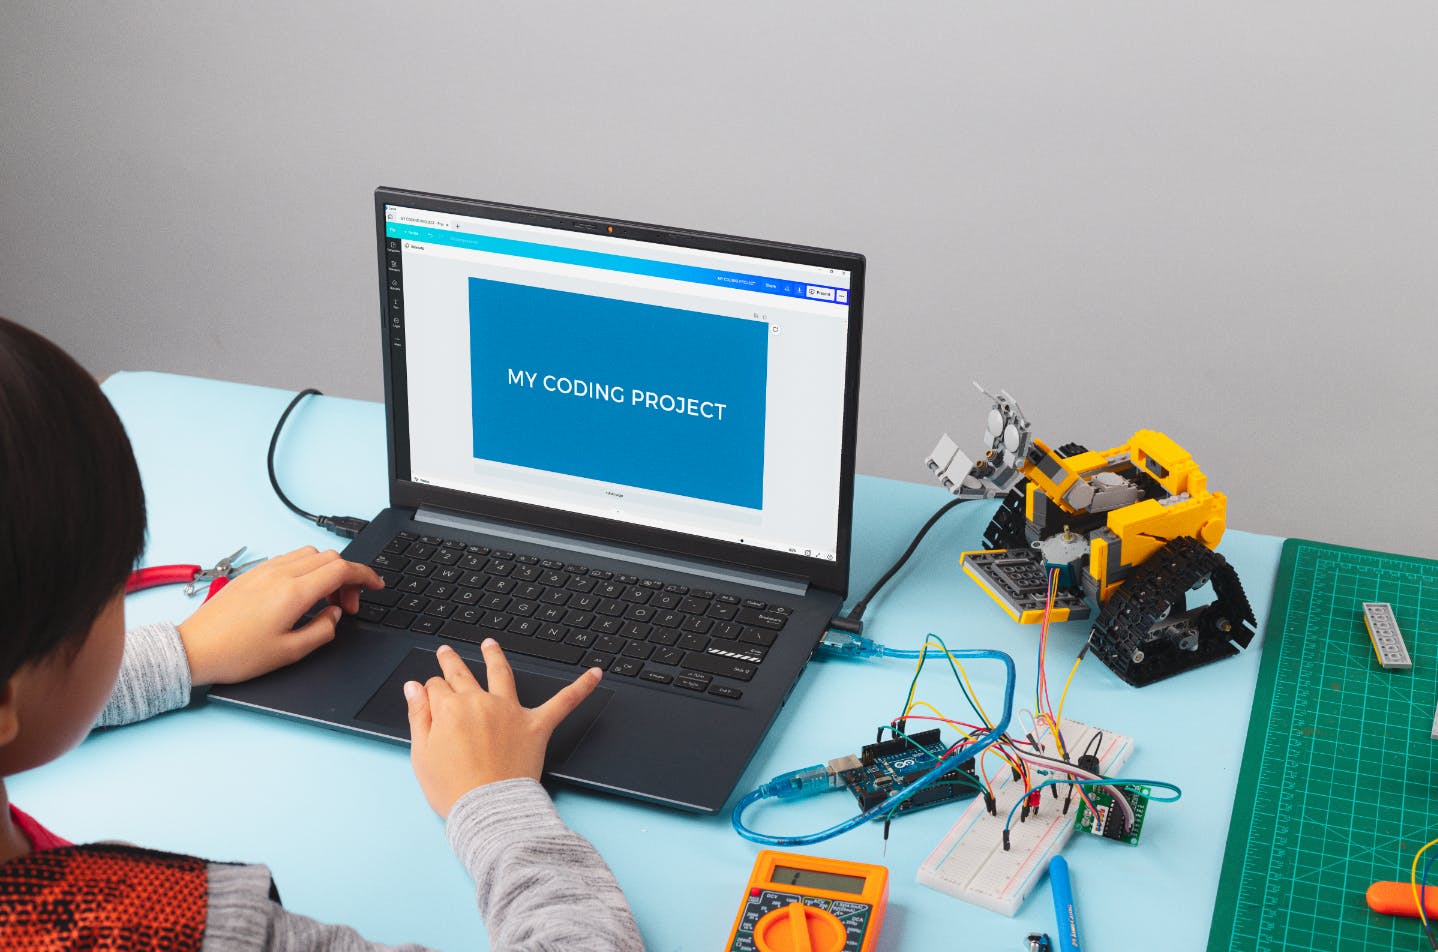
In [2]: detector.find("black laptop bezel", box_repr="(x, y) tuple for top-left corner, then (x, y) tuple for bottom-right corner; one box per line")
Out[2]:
(374, 187), (863, 597)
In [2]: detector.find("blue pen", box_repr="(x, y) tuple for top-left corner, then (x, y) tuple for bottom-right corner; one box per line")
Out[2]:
(1050, 855), (1082, 952)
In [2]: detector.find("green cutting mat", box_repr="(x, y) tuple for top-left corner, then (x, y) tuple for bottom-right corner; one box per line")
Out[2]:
(1208, 539), (1438, 951)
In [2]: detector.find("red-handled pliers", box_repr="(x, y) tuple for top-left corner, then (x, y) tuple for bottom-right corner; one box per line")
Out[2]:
(126, 546), (265, 602)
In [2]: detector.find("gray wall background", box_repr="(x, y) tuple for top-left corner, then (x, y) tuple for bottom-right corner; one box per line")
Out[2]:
(3, 2), (1434, 558)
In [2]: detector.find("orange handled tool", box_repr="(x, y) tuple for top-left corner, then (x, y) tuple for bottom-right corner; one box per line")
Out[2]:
(1367, 881), (1438, 919)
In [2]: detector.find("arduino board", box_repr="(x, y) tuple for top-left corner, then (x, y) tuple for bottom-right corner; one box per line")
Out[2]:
(833, 728), (982, 818)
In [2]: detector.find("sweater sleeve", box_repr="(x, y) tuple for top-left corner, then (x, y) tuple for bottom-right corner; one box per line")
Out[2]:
(94, 622), (193, 727)
(199, 780), (643, 952)
(446, 778), (644, 951)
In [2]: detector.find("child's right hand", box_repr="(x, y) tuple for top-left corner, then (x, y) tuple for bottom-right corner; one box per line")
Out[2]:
(404, 641), (603, 817)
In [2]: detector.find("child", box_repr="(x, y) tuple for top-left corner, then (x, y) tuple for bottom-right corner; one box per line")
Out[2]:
(0, 316), (643, 949)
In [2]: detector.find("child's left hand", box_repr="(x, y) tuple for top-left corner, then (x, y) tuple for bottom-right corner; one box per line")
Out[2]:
(176, 546), (384, 686)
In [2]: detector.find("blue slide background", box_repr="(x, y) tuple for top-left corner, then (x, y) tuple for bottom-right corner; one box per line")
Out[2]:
(469, 279), (768, 509)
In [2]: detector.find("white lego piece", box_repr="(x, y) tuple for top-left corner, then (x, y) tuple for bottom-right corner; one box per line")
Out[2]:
(1362, 602), (1411, 670)
(916, 718), (1133, 916)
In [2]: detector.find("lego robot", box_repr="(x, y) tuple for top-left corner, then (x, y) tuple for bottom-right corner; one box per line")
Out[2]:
(927, 384), (1256, 686)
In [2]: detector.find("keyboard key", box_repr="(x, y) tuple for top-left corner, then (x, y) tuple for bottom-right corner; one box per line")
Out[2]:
(372, 553), (409, 572)
(680, 616), (712, 635)
(400, 577), (428, 595)
(640, 670), (673, 685)
(425, 583), (455, 601)
(594, 618), (623, 635)
(481, 593), (512, 611)
(399, 595), (430, 614)
(405, 543), (436, 559)
(674, 676), (708, 692)
(708, 684), (743, 700)
(611, 659), (642, 677)
(482, 612), (512, 630)
(423, 602), (456, 619)
(740, 627), (776, 647)
(653, 593), (681, 610)
(737, 608), (786, 630)
(652, 646), (684, 666)
(711, 622), (742, 641)
(676, 670), (712, 687)
(511, 618), (540, 637)
(536, 624), (566, 642)
(742, 598), (766, 610)
(596, 634), (626, 654)
(361, 588), (402, 607)
(383, 610), (417, 630)
(624, 605), (656, 623)
(581, 651), (614, 670)
(404, 562), (436, 578)
(357, 603), (388, 623)
(707, 603), (738, 621)
(412, 616), (441, 636)
(432, 548), (460, 565)
(565, 630), (595, 648)
(621, 641), (654, 660)
(622, 622), (652, 640)
(677, 632), (710, 652)
(648, 629), (678, 647)
(510, 600), (539, 617)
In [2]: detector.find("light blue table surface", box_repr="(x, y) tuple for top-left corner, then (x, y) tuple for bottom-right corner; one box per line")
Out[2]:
(11, 372), (1284, 950)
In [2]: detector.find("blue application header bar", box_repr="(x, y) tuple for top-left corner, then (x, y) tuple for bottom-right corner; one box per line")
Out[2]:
(386, 222), (847, 305)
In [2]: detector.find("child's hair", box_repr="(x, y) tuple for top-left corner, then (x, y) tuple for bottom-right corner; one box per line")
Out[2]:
(0, 317), (146, 682)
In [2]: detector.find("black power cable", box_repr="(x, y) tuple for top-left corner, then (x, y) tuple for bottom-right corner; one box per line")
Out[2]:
(828, 496), (969, 635)
(267, 388), (370, 539)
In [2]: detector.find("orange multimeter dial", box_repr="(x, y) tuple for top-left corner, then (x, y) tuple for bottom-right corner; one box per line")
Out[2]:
(726, 850), (889, 952)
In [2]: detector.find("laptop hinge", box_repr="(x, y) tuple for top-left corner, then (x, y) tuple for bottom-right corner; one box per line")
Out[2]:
(415, 507), (810, 597)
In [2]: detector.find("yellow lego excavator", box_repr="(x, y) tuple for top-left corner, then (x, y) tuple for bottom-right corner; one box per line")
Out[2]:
(926, 385), (1255, 686)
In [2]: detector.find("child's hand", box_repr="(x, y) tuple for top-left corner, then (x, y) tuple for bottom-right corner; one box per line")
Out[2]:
(405, 641), (603, 817)
(176, 546), (384, 686)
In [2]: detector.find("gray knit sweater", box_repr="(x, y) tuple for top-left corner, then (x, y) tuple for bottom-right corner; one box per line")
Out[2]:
(93, 623), (644, 951)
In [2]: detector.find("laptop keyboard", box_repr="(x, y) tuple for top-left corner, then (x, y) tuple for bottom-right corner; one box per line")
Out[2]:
(356, 531), (792, 701)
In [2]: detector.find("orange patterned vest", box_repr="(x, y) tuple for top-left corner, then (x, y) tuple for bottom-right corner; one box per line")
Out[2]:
(0, 843), (208, 950)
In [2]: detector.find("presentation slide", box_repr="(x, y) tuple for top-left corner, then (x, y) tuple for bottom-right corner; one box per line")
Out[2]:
(468, 278), (769, 509)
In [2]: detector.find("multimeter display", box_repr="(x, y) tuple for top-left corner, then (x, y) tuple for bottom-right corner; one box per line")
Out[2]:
(727, 850), (889, 952)
(771, 865), (868, 894)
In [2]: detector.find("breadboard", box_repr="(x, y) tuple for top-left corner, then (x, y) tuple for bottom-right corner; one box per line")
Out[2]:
(1206, 539), (1438, 952)
(916, 718), (1133, 916)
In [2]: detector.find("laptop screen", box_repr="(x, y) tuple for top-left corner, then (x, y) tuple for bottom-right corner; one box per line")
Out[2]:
(380, 193), (860, 578)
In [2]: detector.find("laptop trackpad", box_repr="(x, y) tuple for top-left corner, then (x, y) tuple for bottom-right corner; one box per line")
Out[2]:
(355, 648), (612, 769)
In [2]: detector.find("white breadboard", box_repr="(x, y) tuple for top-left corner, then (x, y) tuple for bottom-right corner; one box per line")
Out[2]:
(916, 718), (1133, 916)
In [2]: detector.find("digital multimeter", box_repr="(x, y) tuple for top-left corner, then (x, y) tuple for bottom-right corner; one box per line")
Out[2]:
(725, 849), (889, 952)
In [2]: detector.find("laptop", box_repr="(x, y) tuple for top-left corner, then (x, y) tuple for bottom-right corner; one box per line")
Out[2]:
(209, 187), (865, 814)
